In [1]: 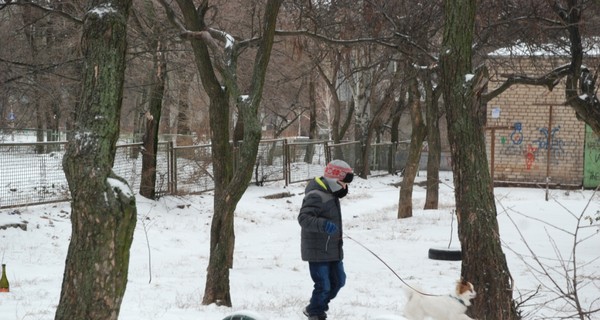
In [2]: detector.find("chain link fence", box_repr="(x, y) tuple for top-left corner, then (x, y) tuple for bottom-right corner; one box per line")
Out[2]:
(0, 139), (400, 208)
(0, 142), (68, 208)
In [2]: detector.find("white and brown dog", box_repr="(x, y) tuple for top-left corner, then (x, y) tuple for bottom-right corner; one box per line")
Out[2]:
(403, 279), (476, 320)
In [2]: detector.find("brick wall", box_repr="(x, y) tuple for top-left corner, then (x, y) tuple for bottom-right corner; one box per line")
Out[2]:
(486, 56), (588, 186)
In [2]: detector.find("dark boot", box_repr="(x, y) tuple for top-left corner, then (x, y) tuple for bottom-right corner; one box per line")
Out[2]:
(303, 307), (327, 320)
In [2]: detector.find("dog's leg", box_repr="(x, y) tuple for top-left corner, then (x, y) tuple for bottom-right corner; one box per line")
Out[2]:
(403, 303), (425, 320)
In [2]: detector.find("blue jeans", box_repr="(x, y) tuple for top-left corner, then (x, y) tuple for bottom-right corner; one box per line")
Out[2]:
(306, 261), (346, 316)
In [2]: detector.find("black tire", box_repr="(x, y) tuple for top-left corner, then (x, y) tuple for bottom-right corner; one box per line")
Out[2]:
(428, 247), (462, 261)
(223, 316), (257, 320)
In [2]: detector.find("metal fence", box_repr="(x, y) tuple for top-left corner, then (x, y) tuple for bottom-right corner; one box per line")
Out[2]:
(0, 142), (69, 208)
(0, 139), (400, 208)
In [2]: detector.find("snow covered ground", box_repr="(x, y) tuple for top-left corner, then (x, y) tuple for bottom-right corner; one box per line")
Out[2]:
(1, 172), (599, 319)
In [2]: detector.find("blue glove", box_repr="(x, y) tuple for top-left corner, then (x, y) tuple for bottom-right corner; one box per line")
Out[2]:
(324, 220), (338, 235)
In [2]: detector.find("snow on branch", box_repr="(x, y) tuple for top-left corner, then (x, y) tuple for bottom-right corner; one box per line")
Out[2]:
(89, 3), (116, 18)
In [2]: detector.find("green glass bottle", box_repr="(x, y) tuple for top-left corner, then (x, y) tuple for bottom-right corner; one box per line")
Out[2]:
(0, 264), (9, 292)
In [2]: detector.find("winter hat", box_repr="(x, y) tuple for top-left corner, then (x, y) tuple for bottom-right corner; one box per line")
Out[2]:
(324, 160), (353, 182)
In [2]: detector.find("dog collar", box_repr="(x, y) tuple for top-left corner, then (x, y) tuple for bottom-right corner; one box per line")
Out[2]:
(450, 295), (466, 306)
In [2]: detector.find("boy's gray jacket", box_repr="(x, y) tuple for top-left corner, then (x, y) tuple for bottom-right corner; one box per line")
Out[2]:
(298, 177), (343, 262)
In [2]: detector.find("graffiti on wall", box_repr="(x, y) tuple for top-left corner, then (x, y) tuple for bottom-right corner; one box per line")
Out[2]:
(510, 122), (523, 145)
(500, 122), (571, 169)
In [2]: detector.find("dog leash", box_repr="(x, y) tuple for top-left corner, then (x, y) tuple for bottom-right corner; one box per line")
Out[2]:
(344, 233), (438, 297)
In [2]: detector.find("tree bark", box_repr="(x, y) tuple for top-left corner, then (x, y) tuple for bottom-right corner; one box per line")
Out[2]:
(140, 40), (166, 199)
(424, 70), (441, 210)
(398, 75), (425, 219)
(56, 1), (136, 319)
(440, 0), (519, 319)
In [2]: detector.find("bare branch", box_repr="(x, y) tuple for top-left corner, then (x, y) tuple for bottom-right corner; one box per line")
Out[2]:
(5, 0), (82, 24)
(0, 0), (12, 11)
(155, 0), (188, 36)
(0, 57), (82, 84)
(275, 29), (437, 62)
(275, 29), (390, 46)
(483, 64), (571, 103)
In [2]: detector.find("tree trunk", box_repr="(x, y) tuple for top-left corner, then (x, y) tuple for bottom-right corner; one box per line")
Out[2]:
(440, 0), (519, 319)
(424, 71), (441, 210)
(35, 99), (45, 153)
(169, 0), (282, 307)
(552, 1), (600, 137)
(348, 54), (371, 169)
(389, 88), (406, 175)
(23, 5), (45, 150)
(56, 1), (136, 320)
(398, 75), (426, 219)
(140, 41), (166, 199)
(176, 73), (192, 147)
(304, 74), (317, 163)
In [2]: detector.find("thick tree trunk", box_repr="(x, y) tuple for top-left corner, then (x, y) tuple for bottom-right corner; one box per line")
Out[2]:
(140, 111), (158, 198)
(440, 1), (519, 319)
(424, 71), (441, 210)
(56, 1), (136, 320)
(140, 41), (166, 199)
(398, 76), (425, 218)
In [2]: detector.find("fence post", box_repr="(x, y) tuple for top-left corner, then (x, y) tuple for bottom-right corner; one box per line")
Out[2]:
(284, 139), (289, 186)
(389, 142), (396, 174)
(168, 141), (177, 194)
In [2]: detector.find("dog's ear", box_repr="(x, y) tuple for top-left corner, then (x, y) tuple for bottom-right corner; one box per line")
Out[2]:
(456, 278), (474, 294)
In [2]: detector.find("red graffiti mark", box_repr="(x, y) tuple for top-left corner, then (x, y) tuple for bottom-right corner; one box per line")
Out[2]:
(525, 144), (538, 170)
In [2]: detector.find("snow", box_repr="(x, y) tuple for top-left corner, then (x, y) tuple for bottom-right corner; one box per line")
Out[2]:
(488, 39), (600, 57)
(225, 34), (235, 50)
(107, 177), (134, 198)
(89, 4), (116, 18)
(0, 172), (599, 319)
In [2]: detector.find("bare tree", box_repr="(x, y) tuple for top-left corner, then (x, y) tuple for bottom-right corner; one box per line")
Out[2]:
(128, 1), (171, 199)
(0, 1), (83, 142)
(158, 0), (282, 306)
(56, 0), (136, 319)
(398, 68), (426, 219)
(440, 0), (519, 318)
(423, 67), (443, 209)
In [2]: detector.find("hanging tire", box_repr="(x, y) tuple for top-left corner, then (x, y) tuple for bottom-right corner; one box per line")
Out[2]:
(223, 316), (257, 320)
(428, 247), (462, 261)
(222, 311), (263, 320)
